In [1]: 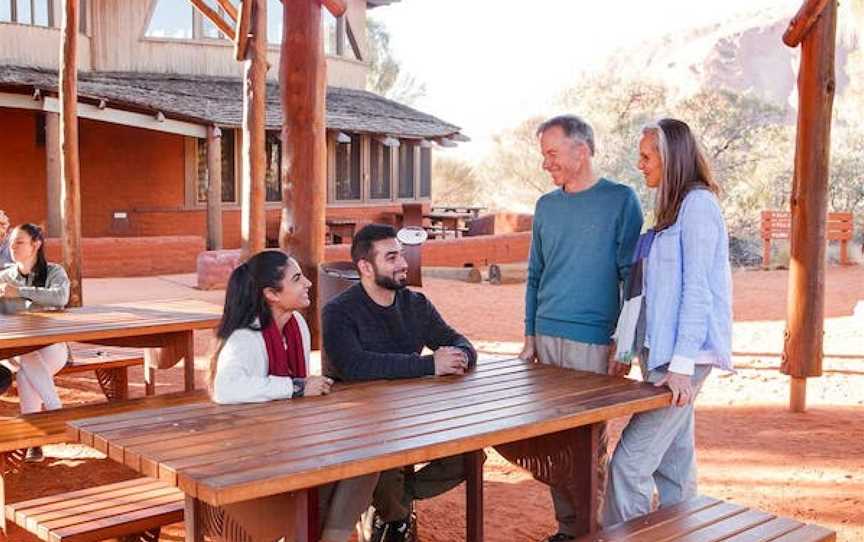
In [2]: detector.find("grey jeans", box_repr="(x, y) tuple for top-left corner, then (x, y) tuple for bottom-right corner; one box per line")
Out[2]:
(602, 362), (712, 526)
(535, 334), (610, 536)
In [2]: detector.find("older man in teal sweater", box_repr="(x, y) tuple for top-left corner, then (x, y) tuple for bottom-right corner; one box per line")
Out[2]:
(521, 115), (643, 542)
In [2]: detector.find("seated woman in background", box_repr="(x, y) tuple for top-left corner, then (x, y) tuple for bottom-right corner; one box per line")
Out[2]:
(0, 210), (12, 266)
(210, 250), (378, 542)
(0, 223), (71, 463)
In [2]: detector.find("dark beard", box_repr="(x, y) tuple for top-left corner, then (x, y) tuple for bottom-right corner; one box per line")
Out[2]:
(372, 264), (407, 290)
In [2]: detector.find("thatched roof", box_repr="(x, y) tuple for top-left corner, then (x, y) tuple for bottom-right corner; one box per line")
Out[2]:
(0, 65), (462, 139)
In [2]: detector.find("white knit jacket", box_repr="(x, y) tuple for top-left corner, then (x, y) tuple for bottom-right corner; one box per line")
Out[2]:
(212, 312), (311, 404)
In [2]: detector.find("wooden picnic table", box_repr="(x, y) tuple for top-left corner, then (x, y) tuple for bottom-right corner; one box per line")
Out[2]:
(425, 211), (475, 238)
(67, 357), (670, 542)
(431, 205), (487, 218)
(0, 298), (222, 392)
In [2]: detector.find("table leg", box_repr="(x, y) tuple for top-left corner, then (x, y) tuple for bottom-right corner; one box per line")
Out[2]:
(182, 331), (196, 392)
(293, 489), (319, 542)
(184, 496), (204, 542)
(571, 423), (602, 536)
(464, 449), (485, 542)
(1, 452), (7, 533)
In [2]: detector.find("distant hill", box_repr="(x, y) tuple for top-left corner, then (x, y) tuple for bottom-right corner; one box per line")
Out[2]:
(609, 4), (862, 111)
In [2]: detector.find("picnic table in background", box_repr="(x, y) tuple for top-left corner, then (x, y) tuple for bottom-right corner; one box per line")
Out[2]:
(424, 210), (475, 238)
(68, 357), (671, 542)
(0, 299), (223, 392)
(431, 205), (487, 218)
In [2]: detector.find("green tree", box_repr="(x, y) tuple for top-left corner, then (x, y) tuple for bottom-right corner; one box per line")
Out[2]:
(432, 156), (484, 206)
(366, 19), (426, 105)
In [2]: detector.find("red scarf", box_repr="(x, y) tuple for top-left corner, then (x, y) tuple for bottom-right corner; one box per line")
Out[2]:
(262, 315), (306, 378)
(262, 314), (316, 537)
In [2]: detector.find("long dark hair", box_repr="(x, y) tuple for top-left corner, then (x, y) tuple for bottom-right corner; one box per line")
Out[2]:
(643, 118), (720, 231)
(209, 250), (291, 390)
(14, 224), (49, 287)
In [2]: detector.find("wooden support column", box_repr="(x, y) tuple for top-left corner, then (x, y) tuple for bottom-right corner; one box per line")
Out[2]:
(239, 0), (267, 260)
(60, 0), (83, 307)
(45, 112), (62, 237)
(781, 0), (837, 413)
(280, 0), (327, 348)
(206, 125), (223, 251)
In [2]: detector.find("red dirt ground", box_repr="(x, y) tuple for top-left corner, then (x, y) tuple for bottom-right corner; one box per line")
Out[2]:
(2, 266), (862, 541)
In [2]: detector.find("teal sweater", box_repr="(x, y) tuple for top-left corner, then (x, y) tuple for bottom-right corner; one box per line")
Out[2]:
(525, 179), (643, 345)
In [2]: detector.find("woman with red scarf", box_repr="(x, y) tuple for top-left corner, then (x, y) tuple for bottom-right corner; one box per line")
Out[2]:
(210, 250), (377, 542)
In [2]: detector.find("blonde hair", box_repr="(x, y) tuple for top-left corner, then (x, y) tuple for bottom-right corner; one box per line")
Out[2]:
(642, 118), (720, 231)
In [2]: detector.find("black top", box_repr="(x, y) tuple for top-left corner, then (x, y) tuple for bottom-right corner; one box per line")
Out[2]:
(322, 283), (477, 381)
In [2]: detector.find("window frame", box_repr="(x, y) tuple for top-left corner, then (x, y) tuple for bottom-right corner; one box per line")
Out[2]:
(368, 138), (393, 202)
(0, 0), (69, 29)
(141, 0), (357, 60)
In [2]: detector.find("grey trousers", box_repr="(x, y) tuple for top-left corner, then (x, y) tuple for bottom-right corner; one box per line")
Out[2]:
(373, 455), (466, 522)
(535, 334), (610, 536)
(602, 363), (712, 527)
(318, 473), (381, 541)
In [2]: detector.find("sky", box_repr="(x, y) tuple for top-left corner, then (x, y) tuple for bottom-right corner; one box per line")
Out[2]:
(370, 0), (801, 161)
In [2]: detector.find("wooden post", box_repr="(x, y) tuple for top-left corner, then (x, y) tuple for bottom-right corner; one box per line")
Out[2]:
(45, 112), (62, 237)
(206, 125), (223, 251)
(280, 0), (327, 348)
(781, 0), (837, 413)
(239, 0), (267, 260)
(60, 0), (83, 307)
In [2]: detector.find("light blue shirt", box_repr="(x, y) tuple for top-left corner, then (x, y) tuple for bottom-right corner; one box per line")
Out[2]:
(644, 189), (733, 374)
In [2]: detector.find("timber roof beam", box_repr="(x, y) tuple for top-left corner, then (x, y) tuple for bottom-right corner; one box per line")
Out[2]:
(783, 0), (832, 47)
(189, 0), (236, 41)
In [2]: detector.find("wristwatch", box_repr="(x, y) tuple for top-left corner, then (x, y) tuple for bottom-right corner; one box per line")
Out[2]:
(292, 378), (306, 397)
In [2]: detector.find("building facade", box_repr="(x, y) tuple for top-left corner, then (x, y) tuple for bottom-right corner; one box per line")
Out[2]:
(0, 0), (463, 255)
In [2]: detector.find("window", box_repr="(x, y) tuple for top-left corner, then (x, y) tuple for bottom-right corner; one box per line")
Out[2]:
(200, 0), (228, 39)
(265, 131), (282, 203)
(334, 134), (361, 201)
(145, 0), (230, 41)
(267, 0), (282, 43)
(370, 140), (391, 200)
(419, 147), (431, 198)
(145, 0), (193, 39)
(322, 9), (339, 56)
(196, 130), (237, 204)
(0, 0), (55, 27)
(398, 142), (415, 199)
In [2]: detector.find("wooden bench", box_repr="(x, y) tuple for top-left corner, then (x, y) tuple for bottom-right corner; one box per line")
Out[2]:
(61, 344), (152, 402)
(762, 210), (854, 268)
(576, 495), (835, 541)
(0, 390), (209, 533)
(5, 477), (183, 542)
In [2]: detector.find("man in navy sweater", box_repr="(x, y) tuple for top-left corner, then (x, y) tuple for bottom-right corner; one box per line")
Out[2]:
(322, 223), (477, 542)
(521, 115), (643, 541)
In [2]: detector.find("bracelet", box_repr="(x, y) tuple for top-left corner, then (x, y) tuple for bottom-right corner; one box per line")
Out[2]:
(292, 378), (306, 397)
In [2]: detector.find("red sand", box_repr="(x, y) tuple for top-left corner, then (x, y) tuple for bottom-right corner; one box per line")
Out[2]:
(2, 266), (862, 542)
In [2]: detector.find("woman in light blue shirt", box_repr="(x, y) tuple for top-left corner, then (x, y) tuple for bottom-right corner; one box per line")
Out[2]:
(603, 118), (733, 526)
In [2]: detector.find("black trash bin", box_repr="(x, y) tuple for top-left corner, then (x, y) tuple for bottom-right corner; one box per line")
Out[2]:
(318, 261), (360, 379)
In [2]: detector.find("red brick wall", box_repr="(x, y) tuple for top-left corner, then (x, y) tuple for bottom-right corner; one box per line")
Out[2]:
(44, 236), (205, 277)
(0, 108), (48, 226)
(198, 233), (530, 289)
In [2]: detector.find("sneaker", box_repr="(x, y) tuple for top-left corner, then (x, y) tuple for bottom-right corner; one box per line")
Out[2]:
(371, 512), (415, 542)
(24, 446), (44, 463)
(545, 534), (576, 542)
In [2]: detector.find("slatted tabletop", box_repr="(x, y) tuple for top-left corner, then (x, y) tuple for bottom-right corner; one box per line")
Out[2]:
(68, 357), (671, 508)
(0, 299), (222, 351)
(0, 299), (222, 391)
